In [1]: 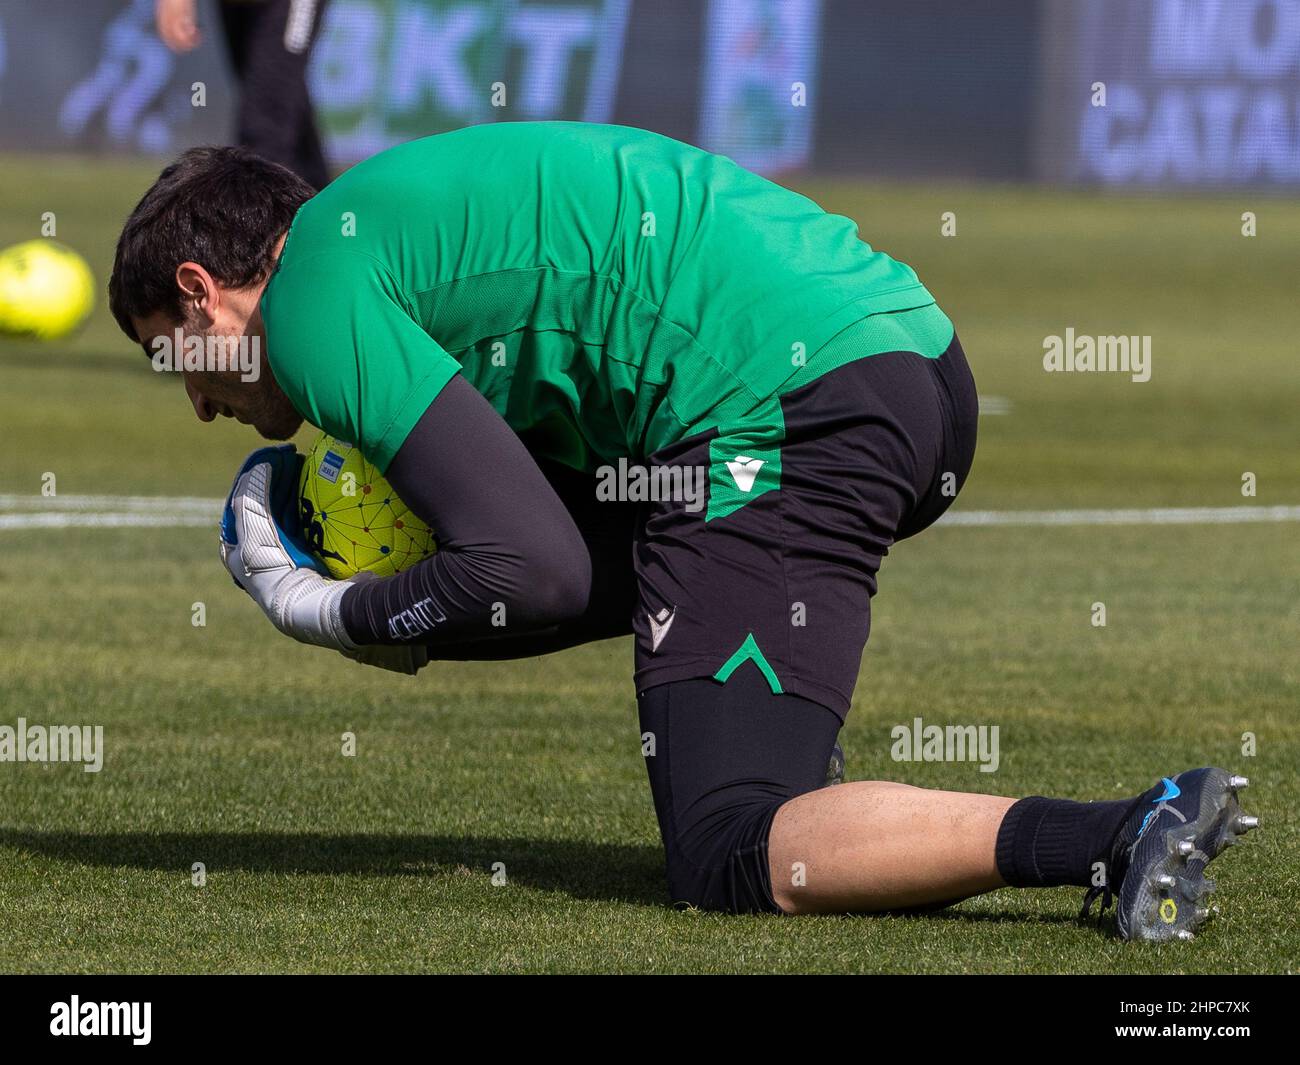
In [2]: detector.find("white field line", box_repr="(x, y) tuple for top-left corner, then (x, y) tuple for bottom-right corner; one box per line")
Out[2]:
(0, 493), (219, 530)
(977, 394), (1013, 416)
(0, 496), (1298, 532)
(0, 493), (216, 512)
(936, 505), (1300, 527)
(0, 513), (216, 530)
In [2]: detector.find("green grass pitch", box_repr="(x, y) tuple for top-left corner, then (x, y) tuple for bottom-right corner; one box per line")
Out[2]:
(0, 155), (1296, 973)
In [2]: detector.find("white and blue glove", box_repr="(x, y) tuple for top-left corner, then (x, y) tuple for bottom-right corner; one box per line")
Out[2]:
(219, 446), (428, 675)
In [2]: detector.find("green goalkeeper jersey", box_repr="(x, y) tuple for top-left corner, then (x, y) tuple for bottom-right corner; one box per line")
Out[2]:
(260, 121), (953, 487)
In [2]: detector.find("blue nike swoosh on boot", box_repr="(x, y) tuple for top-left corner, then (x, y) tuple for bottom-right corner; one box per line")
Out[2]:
(1137, 777), (1182, 838)
(1084, 768), (1260, 942)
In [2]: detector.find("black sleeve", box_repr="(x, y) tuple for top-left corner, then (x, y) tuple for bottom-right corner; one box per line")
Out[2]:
(423, 456), (640, 659)
(339, 374), (592, 646)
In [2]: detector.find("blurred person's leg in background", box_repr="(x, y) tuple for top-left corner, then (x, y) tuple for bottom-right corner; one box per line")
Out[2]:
(218, 0), (331, 189)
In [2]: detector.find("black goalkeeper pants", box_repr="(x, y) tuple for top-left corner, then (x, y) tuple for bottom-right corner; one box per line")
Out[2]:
(638, 669), (842, 913)
(636, 336), (978, 913)
(219, 0), (331, 190)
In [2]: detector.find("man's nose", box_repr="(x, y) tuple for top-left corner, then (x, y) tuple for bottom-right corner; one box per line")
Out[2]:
(185, 379), (216, 422)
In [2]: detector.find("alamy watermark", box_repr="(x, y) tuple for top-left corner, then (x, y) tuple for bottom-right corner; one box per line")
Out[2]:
(0, 717), (104, 772)
(150, 329), (261, 382)
(595, 458), (707, 512)
(50, 997), (150, 1045)
(1043, 328), (1151, 382)
(890, 716), (1000, 773)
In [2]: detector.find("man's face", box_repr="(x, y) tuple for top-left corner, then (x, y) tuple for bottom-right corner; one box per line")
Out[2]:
(132, 262), (303, 441)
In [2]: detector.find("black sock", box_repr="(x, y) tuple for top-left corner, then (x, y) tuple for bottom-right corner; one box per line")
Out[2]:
(994, 794), (1145, 888)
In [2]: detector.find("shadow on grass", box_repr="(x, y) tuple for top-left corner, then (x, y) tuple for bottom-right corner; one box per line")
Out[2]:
(895, 905), (1099, 931)
(0, 829), (668, 907)
(0, 828), (1108, 932)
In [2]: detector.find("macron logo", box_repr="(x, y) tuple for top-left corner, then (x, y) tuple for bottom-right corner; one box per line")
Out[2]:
(725, 456), (765, 493)
(647, 606), (676, 652)
(50, 996), (151, 1045)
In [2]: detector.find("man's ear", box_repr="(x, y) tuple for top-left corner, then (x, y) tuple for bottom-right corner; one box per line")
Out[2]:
(176, 261), (220, 325)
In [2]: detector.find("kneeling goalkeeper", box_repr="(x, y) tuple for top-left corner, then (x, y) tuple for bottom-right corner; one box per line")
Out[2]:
(109, 122), (1257, 939)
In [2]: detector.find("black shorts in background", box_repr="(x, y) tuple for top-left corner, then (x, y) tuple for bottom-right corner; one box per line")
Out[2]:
(219, 0), (331, 190)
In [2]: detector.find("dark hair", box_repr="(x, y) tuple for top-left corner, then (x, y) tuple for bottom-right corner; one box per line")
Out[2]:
(109, 145), (316, 342)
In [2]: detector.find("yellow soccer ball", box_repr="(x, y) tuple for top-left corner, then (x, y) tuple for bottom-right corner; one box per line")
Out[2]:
(298, 434), (437, 579)
(0, 240), (96, 340)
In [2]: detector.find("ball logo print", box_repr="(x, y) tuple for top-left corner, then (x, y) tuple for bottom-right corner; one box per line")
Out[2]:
(298, 434), (436, 579)
(316, 448), (345, 485)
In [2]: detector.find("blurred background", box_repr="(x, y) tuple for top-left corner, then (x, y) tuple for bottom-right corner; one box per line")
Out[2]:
(3, 0), (1297, 186)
